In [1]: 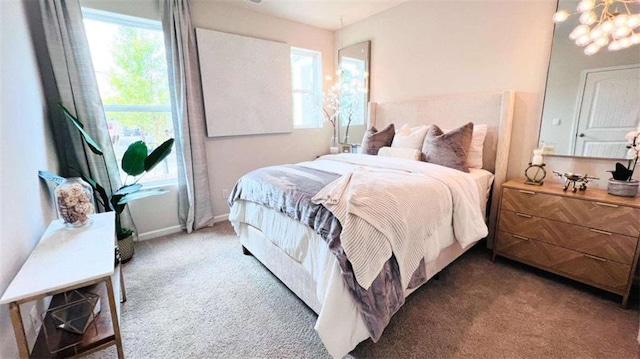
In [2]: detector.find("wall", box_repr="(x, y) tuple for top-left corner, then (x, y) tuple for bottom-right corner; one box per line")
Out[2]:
(335, 0), (632, 188)
(0, 1), (59, 357)
(190, 0), (335, 217)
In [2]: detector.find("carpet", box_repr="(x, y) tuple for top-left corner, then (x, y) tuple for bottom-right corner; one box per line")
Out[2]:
(88, 221), (639, 359)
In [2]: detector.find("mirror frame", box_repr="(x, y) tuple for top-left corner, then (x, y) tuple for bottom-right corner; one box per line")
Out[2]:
(337, 40), (371, 144)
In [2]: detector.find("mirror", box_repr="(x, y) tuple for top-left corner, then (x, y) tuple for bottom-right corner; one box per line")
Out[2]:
(338, 41), (370, 145)
(538, 0), (640, 159)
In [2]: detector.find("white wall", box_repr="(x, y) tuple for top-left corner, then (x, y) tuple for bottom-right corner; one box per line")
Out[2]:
(190, 1), (335, 217)
(0, 1), (59, 357)
(336, 0), (633, 188)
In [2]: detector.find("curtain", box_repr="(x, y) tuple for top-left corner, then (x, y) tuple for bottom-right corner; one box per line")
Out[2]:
(27, 0), (134, 229)
(160, 0), (215, 232)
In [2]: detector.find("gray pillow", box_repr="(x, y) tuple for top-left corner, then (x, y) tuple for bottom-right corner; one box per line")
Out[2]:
(360, 124), (395, 155)
(421, 122), (474, 172)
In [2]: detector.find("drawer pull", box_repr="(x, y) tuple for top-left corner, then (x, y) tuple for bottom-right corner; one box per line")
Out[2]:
(516, 213), (532, 218)
(584, 254), (606, 262)
(513, 234), (529, 241)
(589, 228), (612, 236)
(595, 202), (619, 208)
(518, 190), (536, 195)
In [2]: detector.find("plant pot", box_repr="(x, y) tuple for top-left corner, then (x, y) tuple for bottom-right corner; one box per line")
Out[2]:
(607, 178), (639, 197)
(118, 235), (135, 263)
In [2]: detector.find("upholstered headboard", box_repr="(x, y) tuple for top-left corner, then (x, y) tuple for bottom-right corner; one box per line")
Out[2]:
(368, 91), (515, 246)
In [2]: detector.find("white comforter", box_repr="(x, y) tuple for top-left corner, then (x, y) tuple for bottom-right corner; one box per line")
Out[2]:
(308, 154), (487, 291)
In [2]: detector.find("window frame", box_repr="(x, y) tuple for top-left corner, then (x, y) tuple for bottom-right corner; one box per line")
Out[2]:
(290, 46), (323, 129)
(82, 7), (177, 186)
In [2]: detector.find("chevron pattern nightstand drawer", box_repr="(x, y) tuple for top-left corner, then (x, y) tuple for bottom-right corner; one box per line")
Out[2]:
(493, 180), (640, 307)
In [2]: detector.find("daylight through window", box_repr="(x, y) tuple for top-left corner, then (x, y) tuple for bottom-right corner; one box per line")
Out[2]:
(291, 47), (322, 128)
(82, 9), (177, 183)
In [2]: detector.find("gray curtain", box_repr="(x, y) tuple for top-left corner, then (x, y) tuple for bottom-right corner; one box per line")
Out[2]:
(26, 0), (134, 229)
(160, 0), (214, 232)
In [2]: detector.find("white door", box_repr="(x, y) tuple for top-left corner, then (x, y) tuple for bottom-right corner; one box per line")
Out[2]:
(573, 65), (640, 158)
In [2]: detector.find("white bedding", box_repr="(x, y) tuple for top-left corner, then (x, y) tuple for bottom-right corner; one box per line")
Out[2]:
(229, 154), (494, 358)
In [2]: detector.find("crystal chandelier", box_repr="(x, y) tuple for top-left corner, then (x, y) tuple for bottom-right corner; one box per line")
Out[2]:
(553, 0), (640, 55)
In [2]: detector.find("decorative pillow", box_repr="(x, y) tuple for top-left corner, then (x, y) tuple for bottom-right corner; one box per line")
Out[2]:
(443, 124), (487, 169)
(359, 124), (395, 155)
(377, 146), (422, 161)
(421, 122), (474, 172)
(391, 124), (429, 150)
(468, 124), (487, 169)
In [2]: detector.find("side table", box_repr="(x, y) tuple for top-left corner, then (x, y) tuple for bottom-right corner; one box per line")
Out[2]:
(0, 212), (125, 358)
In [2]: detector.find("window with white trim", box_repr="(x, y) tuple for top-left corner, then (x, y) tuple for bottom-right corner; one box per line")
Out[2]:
(82, 8), (176, 183)
(290, 47), (322, 128)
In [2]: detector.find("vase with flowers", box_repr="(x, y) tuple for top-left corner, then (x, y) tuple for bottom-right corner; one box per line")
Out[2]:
(321, 82), (341, 154)
(607, 125), (639, 197)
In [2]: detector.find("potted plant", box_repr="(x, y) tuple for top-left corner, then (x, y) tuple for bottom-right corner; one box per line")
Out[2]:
(607, 126), (639, 197)
(41, 104), (174, 261)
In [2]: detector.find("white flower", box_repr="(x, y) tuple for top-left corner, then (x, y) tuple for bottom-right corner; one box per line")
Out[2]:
(625, 130), (638, 144)
(627, 148), (638, 160)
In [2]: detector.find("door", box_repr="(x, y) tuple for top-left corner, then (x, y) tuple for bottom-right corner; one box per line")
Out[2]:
(573, 65), (640, 158)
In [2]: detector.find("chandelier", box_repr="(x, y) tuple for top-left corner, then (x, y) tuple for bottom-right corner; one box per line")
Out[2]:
(553, 0), (640, 55)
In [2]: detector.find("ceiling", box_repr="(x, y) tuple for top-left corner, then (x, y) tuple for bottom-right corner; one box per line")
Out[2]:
(219, 0), (409, 31)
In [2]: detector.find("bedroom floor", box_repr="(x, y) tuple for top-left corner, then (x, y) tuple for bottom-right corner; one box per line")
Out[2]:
(88, 221), (639, 359)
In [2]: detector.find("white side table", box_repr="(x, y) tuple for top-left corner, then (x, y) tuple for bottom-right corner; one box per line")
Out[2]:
(0, 212), (125, 358)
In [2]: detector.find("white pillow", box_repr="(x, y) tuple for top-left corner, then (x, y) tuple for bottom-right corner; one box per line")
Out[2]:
(378, 146), (422, 161)
(391, 124), (429, 150)
(443, 124), (487, 169)
(468, 124), (487, 169)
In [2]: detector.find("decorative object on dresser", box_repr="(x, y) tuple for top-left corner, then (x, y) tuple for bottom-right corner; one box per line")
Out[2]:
(525, 148), (547, 186)
(607, 125), (639, 197)
(552, 171), (599, 192)
(493, 179), (640, 307)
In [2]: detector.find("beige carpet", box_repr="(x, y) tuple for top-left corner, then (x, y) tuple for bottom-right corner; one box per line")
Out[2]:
(89, 221), (639, 359)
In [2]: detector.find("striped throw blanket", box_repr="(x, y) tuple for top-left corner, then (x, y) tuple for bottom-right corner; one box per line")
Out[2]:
(312, 167), (450, 290)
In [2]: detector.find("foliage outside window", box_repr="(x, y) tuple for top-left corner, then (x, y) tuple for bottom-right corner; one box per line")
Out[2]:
(291, 47), (323, 128)
(82, 8), (176, 184)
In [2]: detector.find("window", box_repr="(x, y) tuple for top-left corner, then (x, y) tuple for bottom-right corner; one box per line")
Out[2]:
(82, 9), (176, 183)
(290, 47), (322, 128)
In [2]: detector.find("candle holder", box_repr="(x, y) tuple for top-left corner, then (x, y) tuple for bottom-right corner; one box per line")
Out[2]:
(525, 163), (546, 186)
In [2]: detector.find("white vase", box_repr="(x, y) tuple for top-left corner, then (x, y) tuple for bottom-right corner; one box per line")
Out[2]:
(607, 178), (639, 197)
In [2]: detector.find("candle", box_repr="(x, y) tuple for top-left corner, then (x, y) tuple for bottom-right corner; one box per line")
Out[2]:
(532, 149), (544, 166)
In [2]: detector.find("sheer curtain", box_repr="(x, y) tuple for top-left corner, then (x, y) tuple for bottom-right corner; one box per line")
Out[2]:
(27, 0), (134, 227)
(160, 0), (214, 232)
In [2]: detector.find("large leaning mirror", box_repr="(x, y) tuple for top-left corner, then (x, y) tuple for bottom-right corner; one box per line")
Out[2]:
(539, 0), (640, 159)
(337, 41), (370, 145)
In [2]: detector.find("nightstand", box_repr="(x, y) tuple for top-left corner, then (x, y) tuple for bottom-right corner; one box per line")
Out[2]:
(493, 179), (640, 307)
(0, 212), (125, 358)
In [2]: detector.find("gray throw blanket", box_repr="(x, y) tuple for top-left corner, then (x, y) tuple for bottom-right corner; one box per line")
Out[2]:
(228, 164), (428, 341)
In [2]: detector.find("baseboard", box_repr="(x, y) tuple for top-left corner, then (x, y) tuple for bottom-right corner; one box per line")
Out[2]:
(137, 215), (228, 241)
(214, 213), (229, 223)
(137, 225), (182, 241)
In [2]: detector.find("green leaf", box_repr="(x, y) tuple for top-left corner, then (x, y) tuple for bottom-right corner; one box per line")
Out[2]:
(121, 141), (147, 176)
(144, 138), (174, 172)
(59, 104), (103, 156)
(113, 184), (143, 196)
(38, 171), (65, 185)
(110, 194), (127, 214)
(117, 189), (168, 205)
(81, 173), (113, 211)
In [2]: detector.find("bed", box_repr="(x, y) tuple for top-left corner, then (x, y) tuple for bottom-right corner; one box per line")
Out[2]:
(228, 91), (515, 357)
